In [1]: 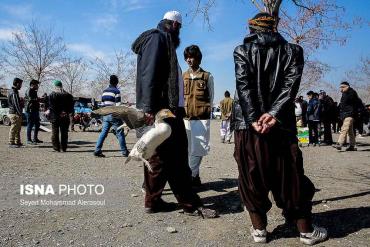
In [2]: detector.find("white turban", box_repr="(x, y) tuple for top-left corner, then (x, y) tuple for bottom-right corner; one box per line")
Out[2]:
(163, 10), (182, 24)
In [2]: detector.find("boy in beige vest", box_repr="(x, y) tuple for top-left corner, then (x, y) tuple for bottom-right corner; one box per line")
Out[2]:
(183, 45), (214, 187)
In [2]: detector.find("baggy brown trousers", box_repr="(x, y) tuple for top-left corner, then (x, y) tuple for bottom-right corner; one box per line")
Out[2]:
(234, 127), (315, 221)
(144, 108), (202, 211)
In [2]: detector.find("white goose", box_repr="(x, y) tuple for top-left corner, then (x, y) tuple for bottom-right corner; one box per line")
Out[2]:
(125, 109), (175, 171)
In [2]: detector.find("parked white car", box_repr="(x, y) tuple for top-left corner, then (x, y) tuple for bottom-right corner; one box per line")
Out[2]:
(0, 96), (11, 125)
(212, 106), (221, 119)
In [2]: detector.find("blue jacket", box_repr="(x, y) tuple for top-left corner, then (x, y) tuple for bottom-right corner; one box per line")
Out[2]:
(307, 98), (321, 121)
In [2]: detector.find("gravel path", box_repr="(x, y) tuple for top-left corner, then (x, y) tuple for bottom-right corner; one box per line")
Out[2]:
(0, 122), (369, 247)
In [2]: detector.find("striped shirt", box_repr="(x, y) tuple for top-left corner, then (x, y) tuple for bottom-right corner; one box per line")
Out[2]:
(101, 85), (121, 106)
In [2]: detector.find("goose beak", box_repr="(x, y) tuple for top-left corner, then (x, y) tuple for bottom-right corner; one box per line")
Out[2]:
(167, 111), (176, 118)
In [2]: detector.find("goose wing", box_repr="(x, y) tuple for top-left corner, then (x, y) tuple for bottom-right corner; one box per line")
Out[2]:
(93, 106), (145, 129)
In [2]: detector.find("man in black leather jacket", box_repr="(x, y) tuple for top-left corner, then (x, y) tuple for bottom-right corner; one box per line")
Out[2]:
(334, 81), (364, 151)
(232, 12), (327, 245)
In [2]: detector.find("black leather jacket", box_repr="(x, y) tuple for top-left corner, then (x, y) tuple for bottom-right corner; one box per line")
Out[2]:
(232, 32), (304, 132)
(230, 91), (246, 131)
(339, 87), (363, 120)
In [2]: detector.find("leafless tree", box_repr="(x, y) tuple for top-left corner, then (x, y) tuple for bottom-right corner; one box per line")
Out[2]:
(187, 0), (217, 30)
(0, 72), (5, 85)
(298, 60), (330, 95)
(55, 57), (88, 96)
(345, 57), (370, 103)
(189, 0), (358, 96)
(0, 55), (7, 84)
(1, 22), (66, 88)
(190, 0), (354, 54)
(90, 50), (136, 103)
(279, 0), (353, 55)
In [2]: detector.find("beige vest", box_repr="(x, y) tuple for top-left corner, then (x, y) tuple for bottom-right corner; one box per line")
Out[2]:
(220, 97), (233, 120)
(183, 68), (211, 120)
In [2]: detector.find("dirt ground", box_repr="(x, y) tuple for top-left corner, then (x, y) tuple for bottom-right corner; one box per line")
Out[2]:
(0, 121), (369, 247)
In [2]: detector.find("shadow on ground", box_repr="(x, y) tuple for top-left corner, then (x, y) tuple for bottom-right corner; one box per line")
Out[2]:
(201, 190), (243, 215)
(199, 178), (242, 215)
(69, 140), (96, 145)
(269, 206), (370, 242)
(313, 190), (370, 205)
(198, 178), (238, 193)
(35, 145), (88, 149)
(314, 206), (370, 238)
(66, 149), (122, 153)
(162, 178), (242, 215)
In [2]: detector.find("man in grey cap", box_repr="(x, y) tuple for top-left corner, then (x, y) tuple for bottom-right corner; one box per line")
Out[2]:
(131, 11), (217, 218)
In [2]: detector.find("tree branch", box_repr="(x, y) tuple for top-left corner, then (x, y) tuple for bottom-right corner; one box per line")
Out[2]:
(291, 0), (315, 12)
(251, 0), (265, 12)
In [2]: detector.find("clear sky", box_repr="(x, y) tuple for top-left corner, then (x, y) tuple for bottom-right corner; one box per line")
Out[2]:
(0, 0), (369, 103)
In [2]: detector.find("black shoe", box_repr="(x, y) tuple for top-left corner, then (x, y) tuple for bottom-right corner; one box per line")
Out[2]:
(27, 140), (37, 145)
(53, 148), (60, 152)
(16, 143), (24, 147)
(122, 150), (129, 157)
(34, 139), (43, 143)
(94, 152), (105, 157)
(145, 199), (177, 214)
(332, 144), (342, 150)
(282, 211), (295, 226)
(345, 146), (357, 151)
(192, 176), (202, 187)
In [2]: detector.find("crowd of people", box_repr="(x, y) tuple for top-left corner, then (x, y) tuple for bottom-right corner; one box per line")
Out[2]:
(294, 84), (369, 150)
(5, 10), (370, 246)
(7, 78), (74, 151)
